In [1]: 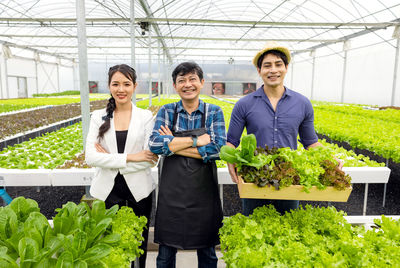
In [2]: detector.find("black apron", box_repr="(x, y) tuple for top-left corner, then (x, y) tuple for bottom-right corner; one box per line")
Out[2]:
(154, 103), (223, 250)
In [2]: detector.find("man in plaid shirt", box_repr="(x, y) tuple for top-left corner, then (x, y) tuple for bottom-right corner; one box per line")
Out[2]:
(149, 62), (226, 268)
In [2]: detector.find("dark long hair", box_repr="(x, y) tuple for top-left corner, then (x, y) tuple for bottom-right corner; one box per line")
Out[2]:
(97, 64), (137, 140)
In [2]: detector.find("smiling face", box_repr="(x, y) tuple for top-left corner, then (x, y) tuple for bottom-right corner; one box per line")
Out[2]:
(257, 53), (288, 89)
(109, 71), (136, 106)
(173, 72), (204, 101)
(212, 83), (225, 95)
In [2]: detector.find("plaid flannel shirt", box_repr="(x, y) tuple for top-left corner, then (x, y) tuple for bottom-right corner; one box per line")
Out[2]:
(149, 99), (226, 162)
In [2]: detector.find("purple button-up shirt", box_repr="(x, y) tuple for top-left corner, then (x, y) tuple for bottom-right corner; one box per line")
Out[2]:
(227, 86), (318, 149)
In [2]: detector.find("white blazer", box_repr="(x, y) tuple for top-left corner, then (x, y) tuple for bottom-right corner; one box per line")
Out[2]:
(85, 104), (155, 202)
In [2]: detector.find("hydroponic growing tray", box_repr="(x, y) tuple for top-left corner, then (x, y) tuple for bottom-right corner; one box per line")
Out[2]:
(237, 177), (353, 202)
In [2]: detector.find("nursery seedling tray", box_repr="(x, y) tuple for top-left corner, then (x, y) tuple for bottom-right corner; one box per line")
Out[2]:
(237, 177), (352, 202)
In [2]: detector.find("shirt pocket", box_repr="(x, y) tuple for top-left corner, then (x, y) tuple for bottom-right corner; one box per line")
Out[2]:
(279, 113), (303, 135)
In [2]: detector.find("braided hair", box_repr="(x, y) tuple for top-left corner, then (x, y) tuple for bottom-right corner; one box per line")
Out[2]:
(97, 64), (137, 140)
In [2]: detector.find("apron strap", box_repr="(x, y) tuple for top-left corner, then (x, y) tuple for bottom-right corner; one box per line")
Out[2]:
(172, 103), (179, 132)
(201, 102), (206, 128)
(172, 102), (206, 132)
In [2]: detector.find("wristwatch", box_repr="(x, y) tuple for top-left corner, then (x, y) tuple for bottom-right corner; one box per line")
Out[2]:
(191, 136), (198, 147)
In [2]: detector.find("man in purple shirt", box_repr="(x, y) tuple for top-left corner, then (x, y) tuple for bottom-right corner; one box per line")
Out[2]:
(227, 42), (340, 216)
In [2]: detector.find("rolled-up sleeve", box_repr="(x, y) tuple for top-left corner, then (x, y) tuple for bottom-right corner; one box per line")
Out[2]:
(197, 106), (226, 162)
(227, 101), (246, 147)
(298, 100), (318, 148)
(149, 106), (174, 156)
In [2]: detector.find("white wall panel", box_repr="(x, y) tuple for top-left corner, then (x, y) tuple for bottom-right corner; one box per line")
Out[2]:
(37, 62), (59, 94)
(291, 61), (312, 98)
(27, 77), (37, 97)
(394, 45), (400, 107)
(7, 76), (18, 98)
(344, 44), (394, 106)
(0, 50), (6, 99)
(59, 66), (74, 92)
(7, 58), (36, 77)
(313, 54), (343, 102)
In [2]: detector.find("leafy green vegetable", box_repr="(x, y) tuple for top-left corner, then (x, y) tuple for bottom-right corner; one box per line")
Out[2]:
(104, 206), (147, 267)
(0, 197), (147, 267)
(220, 134), (269, 170)
(220, 205), (400, 267)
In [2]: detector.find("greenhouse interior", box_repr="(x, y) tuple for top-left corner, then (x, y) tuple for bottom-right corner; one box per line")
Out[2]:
(0, 0), (400, 267)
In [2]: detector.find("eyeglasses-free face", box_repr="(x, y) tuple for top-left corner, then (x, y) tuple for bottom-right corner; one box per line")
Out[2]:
(173, 72), (204, 101)
(109, 71), (137, 105)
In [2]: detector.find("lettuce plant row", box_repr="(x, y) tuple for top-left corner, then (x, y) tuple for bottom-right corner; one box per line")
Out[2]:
(0, 97), (384, 170)
(313, 102), (400, 124)
(0, 123), (83, 169)
(0, 197), (147, 267)
(219, 205), (400, 267)
(0, 95), (108, 114)
(314, 108), (400, 163)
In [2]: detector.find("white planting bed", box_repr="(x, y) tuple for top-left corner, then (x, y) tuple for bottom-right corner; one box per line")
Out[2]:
(0, 166), (391, 216)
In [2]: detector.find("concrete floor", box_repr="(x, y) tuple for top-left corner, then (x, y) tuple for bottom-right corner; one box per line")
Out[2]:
(146, 250), (226, 267)
(145, 227), (226, 267)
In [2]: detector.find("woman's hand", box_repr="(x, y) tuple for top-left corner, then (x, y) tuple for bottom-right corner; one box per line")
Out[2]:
(95, 143), (109, 153)
(127, 150), (159, 163)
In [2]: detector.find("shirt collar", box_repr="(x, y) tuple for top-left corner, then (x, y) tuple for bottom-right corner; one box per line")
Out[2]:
(176, 99), (205, 114)
(254, 85), (292, 99)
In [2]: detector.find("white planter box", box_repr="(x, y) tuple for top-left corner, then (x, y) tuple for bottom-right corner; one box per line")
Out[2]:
(0, 166), (391, 187)
(0, 168), (52, 186)
(50, 168), (96, 186)
(342, 167), (391, 183)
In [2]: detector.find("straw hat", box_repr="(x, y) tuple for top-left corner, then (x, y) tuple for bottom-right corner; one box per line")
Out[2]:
(252, 41), (291, 68)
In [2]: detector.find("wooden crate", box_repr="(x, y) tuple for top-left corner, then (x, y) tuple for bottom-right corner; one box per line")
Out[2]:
(237, 177), (352, 202)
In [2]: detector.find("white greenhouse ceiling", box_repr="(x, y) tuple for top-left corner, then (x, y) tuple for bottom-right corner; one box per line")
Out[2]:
(0, 0), (399, 63)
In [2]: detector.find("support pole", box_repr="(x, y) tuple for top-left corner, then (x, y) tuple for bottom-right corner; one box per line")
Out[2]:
(290, 57), (294, 89)
(34, 53), (39, 94)
(0, 50), (3, 99)
(162, 50), (166, 99)
(56, 60), (61, 93)
(130, 0), (136, 105)
(72, 60), (78, 92)
(157, 40), (161, 102)
(340, 50), (348, 103)
(363, 183), (369, 216)
(382, 158), (389, 207)
(167, 64), (172, 98)
(76, 0), (91, 198)
(310, 50), (316, 100)
(76, 0), (90, 149)
(390, 38), (400, 106)
(148, 27), (152, 107)
(4, 57), (9, 99)
(340, 41), (350, 103)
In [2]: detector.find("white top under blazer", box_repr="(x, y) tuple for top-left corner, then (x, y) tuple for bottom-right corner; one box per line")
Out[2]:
(85, 104), (156, 202)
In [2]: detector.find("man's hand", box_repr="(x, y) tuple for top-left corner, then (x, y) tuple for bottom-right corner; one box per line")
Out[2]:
(227, 162), (238, 184)
(159, 125), (173, 136)
(127, 150), (159, 163)
(95, 143), (109, 154)
(197, 133), (211, 146)
(335, 157), (344, 170)
(225, 142), (239, 183)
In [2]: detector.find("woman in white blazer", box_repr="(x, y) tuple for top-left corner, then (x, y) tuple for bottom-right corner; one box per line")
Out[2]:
(85, 64), (158, 268)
